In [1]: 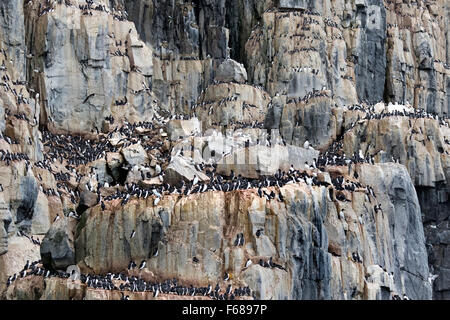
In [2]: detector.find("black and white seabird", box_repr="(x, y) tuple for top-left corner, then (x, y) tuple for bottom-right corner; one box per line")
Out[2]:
(257, 187), (263, 198)
(339, 209), (345, 220)
(128, 260), (137, 270)
(238, 233), (245, 246)
(234, 234), (239, 246)
(255, 228), (263, 237)
(226, 284), (232, 295)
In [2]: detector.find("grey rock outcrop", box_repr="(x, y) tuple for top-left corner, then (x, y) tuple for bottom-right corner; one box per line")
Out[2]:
(26, 1), (156, 134)
(216, 144), (319, 179)
(121, 143), (149, 167)
(167, 118), (201, 141)
(0, 0), (26, 79)
(215, 59), (248, 84)
(40, 217), (76, 271)
(357, 163), (432, 299)
(70, 163), (432, 299)
(353, 0), (387, 104)
(163, 156), (209, 185)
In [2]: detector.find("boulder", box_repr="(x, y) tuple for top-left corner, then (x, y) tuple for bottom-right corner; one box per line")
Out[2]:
(167, 118), (201, 141)
(163, 156), (210, 185)
(121, 143), (149, 166)
(215, 59), (247, 83)
(106, 152), (124, 180)
(79, 191), (99, 210)
(40, 217), (77, 271)
(90, 158), (113, 185)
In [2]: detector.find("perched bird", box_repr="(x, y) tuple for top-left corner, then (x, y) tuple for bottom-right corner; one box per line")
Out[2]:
(226, 284), (232, 295)
(128, 261), (137, 270)
(257, 187), (263, 198)
(238, 233), (245, 246)
(339, 209), (345, 220)
(428, 274), (438, 285)
(255, 228), (263, 237)
(234, 234), (240, 246)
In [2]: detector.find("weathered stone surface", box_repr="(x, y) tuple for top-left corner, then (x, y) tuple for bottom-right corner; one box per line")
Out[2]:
(106, 152), (124, 180)
(0, 0), (26, 79)
(167, 118), (201, 141)
(0, 164), (39, 233)
(0, 235), (41, 293)
(71, 163), (432, 299)
(25, 1), (157, 134)
(126, 33), (153, 76)
(79, 191), (99, 210)
(0, 202), (11, 256)
(277, 0), (315, 11)
(215, 59), (248, 84)
(195, 82), (271, 127)
(121, 143), (149, 167)
(342, 114), (448, 188)
(164, 156), (209, 185)
(40, 217), (77, 271)
(353, 0), (387, 104)
(31, 191), (51, 235)
(216, 144), (319, 179)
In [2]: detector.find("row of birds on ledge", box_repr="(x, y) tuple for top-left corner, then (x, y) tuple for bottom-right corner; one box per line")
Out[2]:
(96, 160), (374, 210)
(6, 258), (415, 300)
(6, 259), (254, 301)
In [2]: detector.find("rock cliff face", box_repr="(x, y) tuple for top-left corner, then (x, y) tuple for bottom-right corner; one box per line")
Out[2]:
(71, 163), (432, 300)
(0, 0), (448, 300)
